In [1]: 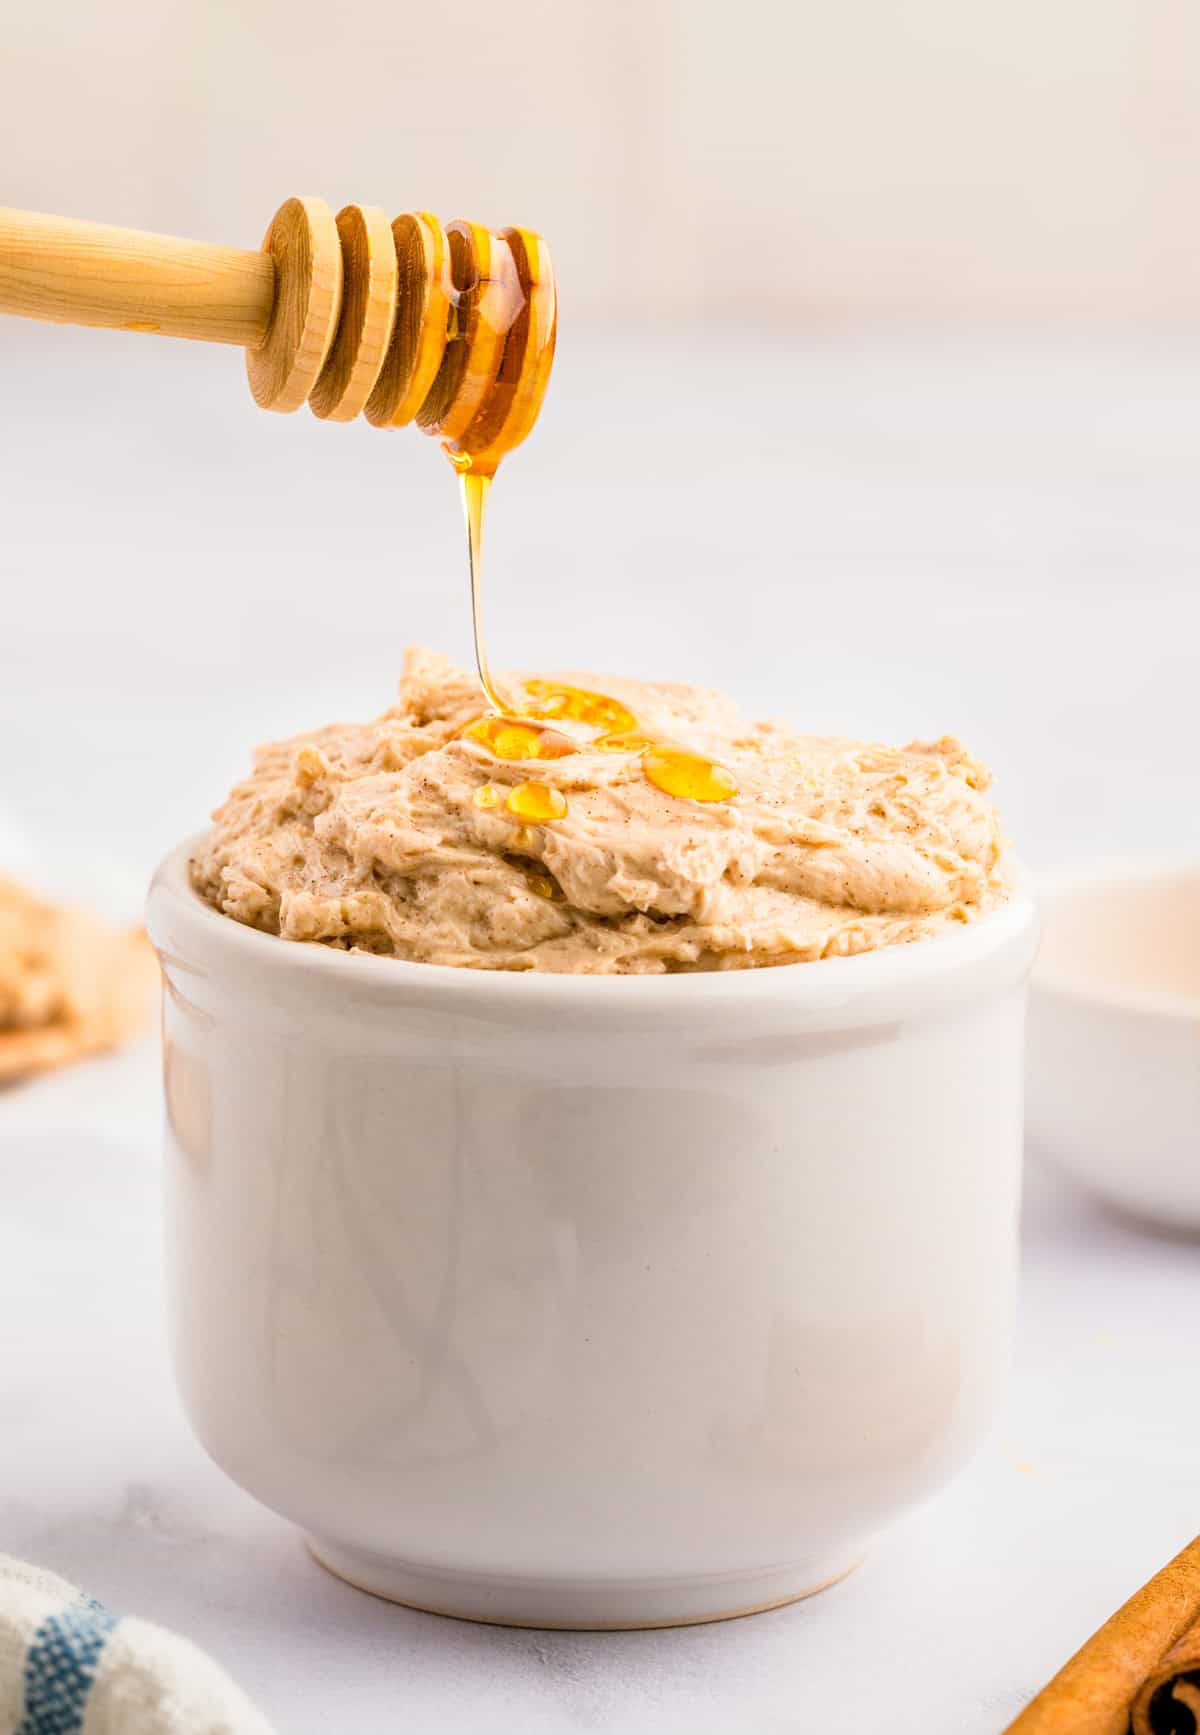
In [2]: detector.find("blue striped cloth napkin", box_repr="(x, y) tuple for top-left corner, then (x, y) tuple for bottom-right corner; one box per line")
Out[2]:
(0, 1555), (272, 1734)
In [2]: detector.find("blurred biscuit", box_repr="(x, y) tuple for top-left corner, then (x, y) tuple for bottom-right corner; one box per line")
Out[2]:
(0, 878), (159, 1084)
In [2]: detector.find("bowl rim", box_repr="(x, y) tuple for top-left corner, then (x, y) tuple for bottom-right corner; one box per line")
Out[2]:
(1032, 853), (1200, 1021)
(148, 835), (1037, 1018)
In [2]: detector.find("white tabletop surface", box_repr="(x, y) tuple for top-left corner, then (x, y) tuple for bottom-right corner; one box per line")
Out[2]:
(1, 327), (1198, 1733)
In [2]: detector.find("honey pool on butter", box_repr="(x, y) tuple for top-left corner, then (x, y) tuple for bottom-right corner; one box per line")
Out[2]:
(520, 680), (636, 736)
(642, 747), (739, 804)
(463, 678), (739, 816)
(462, 713), (575, 761)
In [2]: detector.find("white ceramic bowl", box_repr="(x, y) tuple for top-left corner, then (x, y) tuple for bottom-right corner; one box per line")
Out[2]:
(1027, 858), (1200, 1230)
(147, 841), (1037, 1629)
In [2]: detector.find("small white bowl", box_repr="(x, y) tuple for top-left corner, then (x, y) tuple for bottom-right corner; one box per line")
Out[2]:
(148, 840), (1037, 1629)
(1027, 858), (1200, 1230)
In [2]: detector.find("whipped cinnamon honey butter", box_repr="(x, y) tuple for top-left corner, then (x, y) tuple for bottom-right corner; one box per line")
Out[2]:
(191, 648), (1011, 974)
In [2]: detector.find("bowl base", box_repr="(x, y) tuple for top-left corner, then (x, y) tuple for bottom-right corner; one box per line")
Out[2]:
(305, 1534), (863, 1630)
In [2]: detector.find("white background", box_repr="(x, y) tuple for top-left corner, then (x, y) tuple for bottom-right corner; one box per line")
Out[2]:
(6, 0), (1200, 324)
(3, 3), (1200, 1730)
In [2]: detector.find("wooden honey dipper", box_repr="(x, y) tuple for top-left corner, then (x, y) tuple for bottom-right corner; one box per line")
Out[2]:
(0, 197), (556, 473)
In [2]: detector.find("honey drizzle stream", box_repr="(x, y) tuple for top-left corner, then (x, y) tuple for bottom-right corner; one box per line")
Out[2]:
(441, 232), (736, 811)
(457, 486), (739, 811)
(459, 468), (508, 714)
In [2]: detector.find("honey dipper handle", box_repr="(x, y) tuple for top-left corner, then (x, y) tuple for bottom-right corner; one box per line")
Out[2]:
(0, 206), (275, 347)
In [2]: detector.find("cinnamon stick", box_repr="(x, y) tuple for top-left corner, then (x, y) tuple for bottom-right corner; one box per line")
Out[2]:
(1131, 1610), (1200, 1735)
(1003, 1535), (1200, 1734)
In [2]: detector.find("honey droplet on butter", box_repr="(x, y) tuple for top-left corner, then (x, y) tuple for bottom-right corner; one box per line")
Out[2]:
(520, 680), (636, 736)
(506, 781), (568, 821)
(643, 747), (738, 803)
(463, 714), (576, 761)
